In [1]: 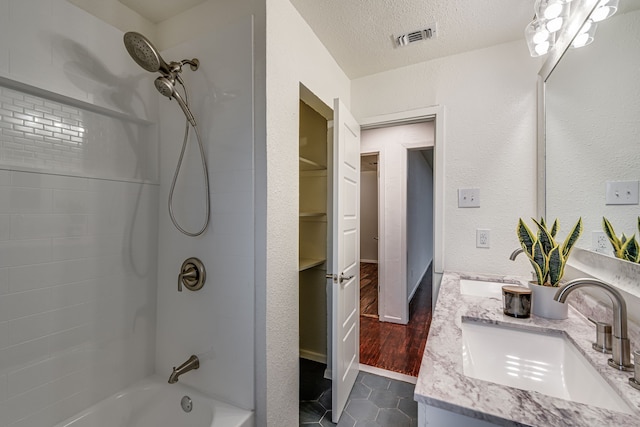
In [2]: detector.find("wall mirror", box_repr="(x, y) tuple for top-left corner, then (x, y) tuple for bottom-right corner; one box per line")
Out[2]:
(541, 1), (640, 264)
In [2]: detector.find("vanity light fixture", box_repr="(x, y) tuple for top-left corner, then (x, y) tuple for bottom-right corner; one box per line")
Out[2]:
(571, 19), (597, 48)
(524, 0), (618, 57)
(525, 19), (555, 57)
(526, 0), (572, 57)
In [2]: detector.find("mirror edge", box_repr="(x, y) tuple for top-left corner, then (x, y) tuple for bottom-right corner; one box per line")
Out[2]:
(536, 0), (601, 220)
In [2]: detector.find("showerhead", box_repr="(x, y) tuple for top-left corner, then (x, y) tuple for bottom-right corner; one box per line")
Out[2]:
(155, 77), (197, 127)
(124, 32), (170, 75)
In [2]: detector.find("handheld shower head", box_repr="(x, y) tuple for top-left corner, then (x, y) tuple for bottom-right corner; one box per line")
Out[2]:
(155, 76), (197, 127)
(124, 32), (171, 75)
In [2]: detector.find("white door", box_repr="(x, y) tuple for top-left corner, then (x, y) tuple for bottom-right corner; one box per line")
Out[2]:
(331, 99), (360, 423)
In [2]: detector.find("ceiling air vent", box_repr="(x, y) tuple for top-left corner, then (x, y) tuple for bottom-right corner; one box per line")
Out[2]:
(396, 23), (438, 47)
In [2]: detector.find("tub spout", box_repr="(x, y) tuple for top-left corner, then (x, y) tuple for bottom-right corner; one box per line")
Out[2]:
(168, 355), (200, 384)
(554, 278), (634, 371)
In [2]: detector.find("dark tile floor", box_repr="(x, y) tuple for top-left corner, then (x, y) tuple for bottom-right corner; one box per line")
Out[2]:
(300, 359), (418, 427)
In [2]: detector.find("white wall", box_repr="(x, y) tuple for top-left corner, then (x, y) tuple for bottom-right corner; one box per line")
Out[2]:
(353, 41), (543, 281)
(0, 1), (159, 425)
(157, 0), (266, 420)
(360, 169), (378, 262)
(66, 0), (156, 40)
(407, 149), (433, 301)
(154, 17), (255, 411)
(361, 122), (434, 324)
(264, 0), (351, 424)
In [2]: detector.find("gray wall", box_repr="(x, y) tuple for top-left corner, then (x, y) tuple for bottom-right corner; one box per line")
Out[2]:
(407, 149), (433, 300)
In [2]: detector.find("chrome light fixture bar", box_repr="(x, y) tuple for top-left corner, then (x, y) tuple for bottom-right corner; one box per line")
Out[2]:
(525, 0), (619, 57)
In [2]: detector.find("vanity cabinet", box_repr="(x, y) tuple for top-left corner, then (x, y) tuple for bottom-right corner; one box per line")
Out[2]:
(418, 403), (499, 427)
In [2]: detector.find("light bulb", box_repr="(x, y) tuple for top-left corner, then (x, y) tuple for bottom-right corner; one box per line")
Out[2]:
(535, 41), (551, 55)
(544, 2), (563, 19)
(533, 28), (550, 44)
(572, 33), (589, 48)
(591, 0), (618, 22)
(592, 6), (613, 22)
(525, 19), (555, 57)
(546, 17), (563, 33)
(580, 20), (593, 34)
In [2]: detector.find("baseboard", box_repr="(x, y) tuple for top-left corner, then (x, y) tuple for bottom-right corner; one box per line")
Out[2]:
(359, 364), (417, 384)
(324, 368), (331, 380)
(360, 259), (378, 264)
(299, 349), (327, 364)
(380, 315), (405, 325)
(408, 262), (431, 302)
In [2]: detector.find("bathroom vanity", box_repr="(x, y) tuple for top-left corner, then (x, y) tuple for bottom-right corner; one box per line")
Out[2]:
(413, 272), (640, 427)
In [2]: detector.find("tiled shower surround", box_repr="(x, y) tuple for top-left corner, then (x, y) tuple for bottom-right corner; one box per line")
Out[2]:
(0, 85), (155, 181)
(0, 84), (159, 426)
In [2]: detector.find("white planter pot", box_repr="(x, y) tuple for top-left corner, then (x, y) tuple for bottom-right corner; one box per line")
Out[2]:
(529, 282), (569, 320)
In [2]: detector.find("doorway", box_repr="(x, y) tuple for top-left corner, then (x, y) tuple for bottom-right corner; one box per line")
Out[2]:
(297, 85), (362, 423)
(359, 153), (379, 319)
(358, 119), (438, 378)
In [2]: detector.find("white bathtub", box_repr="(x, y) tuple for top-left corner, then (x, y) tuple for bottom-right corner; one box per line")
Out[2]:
(55, 376), (253, 427)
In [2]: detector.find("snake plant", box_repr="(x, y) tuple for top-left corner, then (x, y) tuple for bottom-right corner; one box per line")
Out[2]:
(517, 217), (583, 287)
(602, 217), (640, 263)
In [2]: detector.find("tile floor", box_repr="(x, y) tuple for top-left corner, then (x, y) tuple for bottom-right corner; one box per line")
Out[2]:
(300, 359), (418, 427)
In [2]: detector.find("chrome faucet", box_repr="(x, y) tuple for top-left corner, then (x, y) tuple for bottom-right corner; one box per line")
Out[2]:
(509, 248), (537, 282)
(509, 248), (524, 260)
(554, 278), (634, 371)
(168, 355), (200, 384)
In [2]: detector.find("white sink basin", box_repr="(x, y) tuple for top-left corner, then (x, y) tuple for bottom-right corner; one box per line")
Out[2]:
(459, 279), (514, 298)
(462, 321), (634, 415)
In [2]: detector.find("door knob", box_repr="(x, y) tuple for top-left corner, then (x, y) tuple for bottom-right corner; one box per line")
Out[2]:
(326, 273), (354, 284)
(339, 273), (354, 284)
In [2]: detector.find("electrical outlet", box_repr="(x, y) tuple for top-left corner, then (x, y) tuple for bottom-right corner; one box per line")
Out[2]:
(476, 229), (490, 248)
(592, 231), (609, 254)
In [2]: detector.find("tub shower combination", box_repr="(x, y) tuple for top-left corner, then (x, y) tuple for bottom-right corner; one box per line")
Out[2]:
(50, 32), (252, 427)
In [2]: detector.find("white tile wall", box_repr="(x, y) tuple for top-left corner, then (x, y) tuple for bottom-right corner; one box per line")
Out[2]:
(2, 0), (158, 123)
(0, 85), (156, 183)
(0, 168), (159, 427)
(155, 17), (255, 412)
(0, 5), (162, 423)
(0, 84), (160, 427)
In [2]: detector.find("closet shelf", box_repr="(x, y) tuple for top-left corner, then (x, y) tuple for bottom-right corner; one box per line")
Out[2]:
(299, 258), (326, 271)
(299, 156), (327, 171)
(299, 212), (326, 218)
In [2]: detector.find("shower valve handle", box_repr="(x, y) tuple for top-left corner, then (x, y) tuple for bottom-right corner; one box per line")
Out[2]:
(178, 258), (206, 292)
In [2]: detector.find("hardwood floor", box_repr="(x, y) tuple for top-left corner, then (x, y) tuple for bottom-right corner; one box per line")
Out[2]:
(360, 263), (378, 318)
(359, 264), (433, 377)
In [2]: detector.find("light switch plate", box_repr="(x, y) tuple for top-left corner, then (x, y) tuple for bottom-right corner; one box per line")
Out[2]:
(458, 188), (480, 208)
(605, 180), (639, 205)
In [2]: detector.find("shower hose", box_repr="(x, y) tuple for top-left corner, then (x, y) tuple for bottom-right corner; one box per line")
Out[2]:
(168, 78), (210, 237)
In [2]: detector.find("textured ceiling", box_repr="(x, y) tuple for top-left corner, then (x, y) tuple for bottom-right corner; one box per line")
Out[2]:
(289, 0), (537, 78)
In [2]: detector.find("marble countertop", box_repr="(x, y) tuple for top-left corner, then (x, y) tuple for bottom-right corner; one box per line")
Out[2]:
(414, 271), (640, 427)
